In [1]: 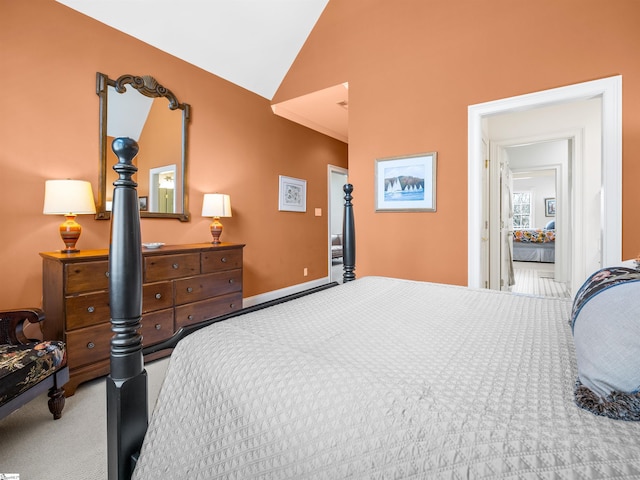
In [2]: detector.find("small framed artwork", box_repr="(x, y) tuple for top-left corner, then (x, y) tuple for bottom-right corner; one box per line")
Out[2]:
(278, 175), (307, 212)
(545, 198), (556, 217)
(139, 196), (148, 211)
(375, 152), (437, 212)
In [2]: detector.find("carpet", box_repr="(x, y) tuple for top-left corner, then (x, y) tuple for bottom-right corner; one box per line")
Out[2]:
(0, 357), (169, 480)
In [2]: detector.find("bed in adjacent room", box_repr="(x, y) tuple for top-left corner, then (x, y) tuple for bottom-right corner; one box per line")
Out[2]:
(513, 228), (556, 263)
(106, 137), (640, 479)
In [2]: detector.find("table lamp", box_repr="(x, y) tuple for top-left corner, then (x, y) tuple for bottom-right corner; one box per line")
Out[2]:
(43, 179), (96, 253)
(202, 193), (232, 244)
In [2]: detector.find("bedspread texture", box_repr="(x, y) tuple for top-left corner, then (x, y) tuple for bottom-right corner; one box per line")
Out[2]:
(133, 277), (640, 479)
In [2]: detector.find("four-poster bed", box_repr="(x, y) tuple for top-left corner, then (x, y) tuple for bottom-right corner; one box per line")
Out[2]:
(107, 138), (640, 479)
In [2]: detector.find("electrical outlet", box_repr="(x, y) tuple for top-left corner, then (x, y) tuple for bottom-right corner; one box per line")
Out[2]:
(303, 267), (308, 276)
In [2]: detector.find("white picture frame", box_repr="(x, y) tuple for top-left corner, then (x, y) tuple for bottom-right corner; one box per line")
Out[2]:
(278, 175), (307, 212)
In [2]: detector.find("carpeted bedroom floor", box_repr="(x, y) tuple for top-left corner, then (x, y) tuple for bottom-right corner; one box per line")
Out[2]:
(0, 357), (170, 480)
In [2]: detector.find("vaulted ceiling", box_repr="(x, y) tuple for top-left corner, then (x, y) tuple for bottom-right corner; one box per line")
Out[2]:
(56, 0), (348, 142)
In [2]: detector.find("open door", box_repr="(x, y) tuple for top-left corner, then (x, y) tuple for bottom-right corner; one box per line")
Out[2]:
(328, 166), (348, 283)
(500, 160), (514, 291)
(480, 139), (490, 289)
(468, 76), (621, 293)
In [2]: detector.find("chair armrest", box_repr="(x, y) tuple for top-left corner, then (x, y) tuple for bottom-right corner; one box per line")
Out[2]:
(0, 308), (45, 345)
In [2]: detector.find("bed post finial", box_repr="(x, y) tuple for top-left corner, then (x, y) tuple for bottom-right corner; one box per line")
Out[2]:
(343, 183), (356, 282)
(107, 137), (148, 480)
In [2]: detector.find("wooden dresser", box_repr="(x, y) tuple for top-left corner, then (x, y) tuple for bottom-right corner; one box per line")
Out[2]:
(40, 243), (244, 395)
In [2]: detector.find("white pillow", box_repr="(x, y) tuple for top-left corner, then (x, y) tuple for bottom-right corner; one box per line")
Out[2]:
(571, 266), (640, 420)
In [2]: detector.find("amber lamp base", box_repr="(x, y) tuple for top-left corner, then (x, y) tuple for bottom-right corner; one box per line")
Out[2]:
(210, 217), (223, 244)
(59, 214), (82, 253)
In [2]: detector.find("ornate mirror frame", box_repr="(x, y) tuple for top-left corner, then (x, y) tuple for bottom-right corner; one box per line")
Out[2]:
(96, 72), (191, 221)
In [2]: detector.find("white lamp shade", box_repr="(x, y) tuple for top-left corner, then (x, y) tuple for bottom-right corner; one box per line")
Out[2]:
(202, 193), (232, 217)
(43, 180), (96, 215)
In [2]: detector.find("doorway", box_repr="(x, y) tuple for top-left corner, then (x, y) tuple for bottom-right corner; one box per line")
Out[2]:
(468, 76), (622, 295)
(328, 165), (348, 283)
(493, 138), (570, 294)
(508, 146), (567, 297)
(149, 164), (177, 213)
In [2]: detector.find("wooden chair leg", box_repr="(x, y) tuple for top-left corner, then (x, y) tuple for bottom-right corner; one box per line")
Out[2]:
(48, 385), (66, 420)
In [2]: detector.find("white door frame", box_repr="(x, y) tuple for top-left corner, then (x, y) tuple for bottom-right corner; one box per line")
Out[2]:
(328, 165), (348, 283)
(468, 76), (622, 290)
(490, 133), (575, 290)
(149, 164), (177, 213)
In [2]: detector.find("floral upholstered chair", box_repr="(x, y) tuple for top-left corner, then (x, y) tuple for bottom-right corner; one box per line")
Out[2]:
(0, 308), (68, 420)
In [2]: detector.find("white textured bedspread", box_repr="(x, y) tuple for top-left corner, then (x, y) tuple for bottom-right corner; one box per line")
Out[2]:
(133, 277), (640, 479)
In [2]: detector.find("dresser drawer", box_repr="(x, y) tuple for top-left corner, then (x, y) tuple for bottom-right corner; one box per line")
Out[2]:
(144, 253), (200, 283)
(66, 310), (174, 368)
(140, 308), (174, 345)
(66, 322), (112, 368)
(142, 281), (174, 313)
(174, 269), (242, 305)
(175, 292), (242, 328)
(66, 291), (110, 330)
(65, 260), (110, 294)
(41, 243), (244, 395)
(201, 249), (243, 273)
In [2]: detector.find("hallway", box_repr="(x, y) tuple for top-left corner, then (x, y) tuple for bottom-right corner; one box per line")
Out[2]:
(511, 261), (570, 299)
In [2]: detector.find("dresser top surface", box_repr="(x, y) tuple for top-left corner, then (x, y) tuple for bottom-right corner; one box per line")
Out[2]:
(40, 242), (245, 262)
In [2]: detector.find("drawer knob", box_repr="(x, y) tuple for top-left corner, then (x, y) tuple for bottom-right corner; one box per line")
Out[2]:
(105, 271), (110, 278)
(186, 287), (193, 293)
(155, 324), (162, 330)
(155, 293), (162, 299)
(87, 342), (95, 349)
(172, 263), (179, 269)
(221, 257), (227, 263)
(228, 279), (234, 284)
(87, 306), (95, 313)
(187, 314), (193, 321)
(230, 303), (235, 309)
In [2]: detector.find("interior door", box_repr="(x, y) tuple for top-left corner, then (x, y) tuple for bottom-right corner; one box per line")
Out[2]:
(328, 166), (348, 283)
(500, 160), (514, 290)
(480, 139), (490, 289)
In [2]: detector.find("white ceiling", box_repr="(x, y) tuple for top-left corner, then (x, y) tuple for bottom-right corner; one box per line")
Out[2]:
(56, 0), (329, 100)
(57, 0), (348, 142)
(107, 83), (153, 141)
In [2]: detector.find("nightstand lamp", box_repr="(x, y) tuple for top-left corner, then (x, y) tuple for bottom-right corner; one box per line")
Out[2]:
(43, 179), (96, 253)
(202, 193), (232, 244)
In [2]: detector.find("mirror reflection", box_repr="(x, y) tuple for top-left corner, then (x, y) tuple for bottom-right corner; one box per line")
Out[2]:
(96, 72), (191, 221)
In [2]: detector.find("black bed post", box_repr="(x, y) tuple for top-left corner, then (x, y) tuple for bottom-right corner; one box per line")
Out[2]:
(107, 137), (147, 480)
(342, 183), (356, 282)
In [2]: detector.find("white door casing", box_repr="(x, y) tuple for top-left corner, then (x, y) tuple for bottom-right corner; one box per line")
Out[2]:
(328, 165), (348, 283)
(468, 76), (622, 294)
(499, 138), (572, 288)
(480, 138), (490, 289)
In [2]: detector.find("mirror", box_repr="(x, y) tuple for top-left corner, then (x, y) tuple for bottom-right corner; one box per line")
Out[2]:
(96, 72), (191, 221)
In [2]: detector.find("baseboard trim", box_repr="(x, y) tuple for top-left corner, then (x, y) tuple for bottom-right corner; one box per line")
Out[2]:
(242, 276), (331, 308)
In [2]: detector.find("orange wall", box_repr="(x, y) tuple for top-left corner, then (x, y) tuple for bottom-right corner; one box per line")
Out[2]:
(136, 98), (182, 201)
(276, 0), (640, 285)
(0, 0), (347, 308)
